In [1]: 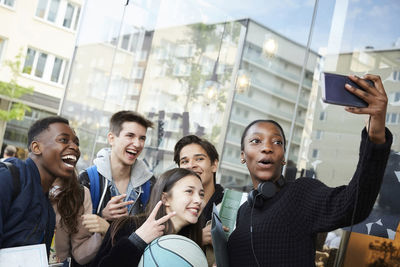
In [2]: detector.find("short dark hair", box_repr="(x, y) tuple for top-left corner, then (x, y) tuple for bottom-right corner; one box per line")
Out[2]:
(174, 135), (219, 166)
(240, 119), (286, 151)
(173, 135), (219, 185)
(110, 110), (153, 136)
(27, 116), (70, 152)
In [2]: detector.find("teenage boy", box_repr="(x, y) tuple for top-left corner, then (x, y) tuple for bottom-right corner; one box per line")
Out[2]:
(173, 135), (224, 246)
(79, 111), (155, 221)
(0, 116), (80, 255)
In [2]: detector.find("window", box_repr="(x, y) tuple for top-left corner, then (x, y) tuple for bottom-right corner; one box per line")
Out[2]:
(133, 67), (144, 79)
(386, 113), (400, 125)
(312, 149), (319, 159)
(35, 0), (81, 30)
(0, 37), (6, 62)
(22, 47), (67, 84)
(1, 0), (15, 8)
(319, 111), (327, 121)
(395, 92), (400, 102)
(316, 130), (323, 140)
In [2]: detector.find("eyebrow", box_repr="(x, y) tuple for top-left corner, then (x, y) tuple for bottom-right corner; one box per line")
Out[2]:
(248, 132), (283, 138)
(186, 185), (205, 192)
(180, 153), (207, 161)
(58, 133), (79, 143)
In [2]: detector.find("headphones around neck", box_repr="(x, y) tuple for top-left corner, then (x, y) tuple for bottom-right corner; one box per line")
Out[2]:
(247, 175), (286, 209)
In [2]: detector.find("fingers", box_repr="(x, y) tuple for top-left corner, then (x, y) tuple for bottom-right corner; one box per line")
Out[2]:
(156, 211), (176, 225)
(148, 201), (163, 220)
(110, 194), (127, 203)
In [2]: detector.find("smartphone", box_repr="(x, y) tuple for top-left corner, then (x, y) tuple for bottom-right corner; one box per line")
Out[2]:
(321, 72), (372, 108)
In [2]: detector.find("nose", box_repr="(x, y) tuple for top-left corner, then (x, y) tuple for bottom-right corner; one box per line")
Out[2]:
(185, 159), (197, 170)
(69, 140), (79, 152)
(261, 141), (273, 153)
(193, 192), (202, 204)
(132, 137), (140, 147)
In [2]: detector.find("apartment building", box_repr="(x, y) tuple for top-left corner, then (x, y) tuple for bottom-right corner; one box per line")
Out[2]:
(0, 0), (83, 150)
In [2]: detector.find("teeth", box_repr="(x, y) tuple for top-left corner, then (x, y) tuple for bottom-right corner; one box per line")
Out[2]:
(62, 155), (77, 161)
(64, 162), (74, 168)
(126, 149), (137, 155)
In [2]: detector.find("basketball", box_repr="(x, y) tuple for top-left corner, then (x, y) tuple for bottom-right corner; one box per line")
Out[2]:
(138, 234), (207, 267)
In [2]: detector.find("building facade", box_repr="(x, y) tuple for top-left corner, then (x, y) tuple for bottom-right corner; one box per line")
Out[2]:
(0, 0), (83, 151)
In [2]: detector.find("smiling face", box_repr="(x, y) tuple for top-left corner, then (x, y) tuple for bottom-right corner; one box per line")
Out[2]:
(164, 175), (205, 232)
(178, 144), (218, 188)
(241, 122), (285, 187)
(32, 122), (80, 180)
(108, 121), (147, 166)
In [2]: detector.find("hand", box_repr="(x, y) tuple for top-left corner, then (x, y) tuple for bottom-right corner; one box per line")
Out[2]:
(345, 74), (387, 144)
(82, 214), (110, 235)
(101, 194), (134, 221)
(202, 224), (212, 246)
(135, 201), (176, 244)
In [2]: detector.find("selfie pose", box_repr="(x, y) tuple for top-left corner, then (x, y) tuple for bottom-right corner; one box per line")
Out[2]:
(90, 168), (205, 267)
(227, 74), (392, 266)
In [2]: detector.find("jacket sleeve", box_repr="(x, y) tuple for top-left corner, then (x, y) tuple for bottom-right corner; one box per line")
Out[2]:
(90, 220), (145, 267)
(0, 164), (13, 246)
(299, 128), (392, 233)
(70, 187), (104, 264)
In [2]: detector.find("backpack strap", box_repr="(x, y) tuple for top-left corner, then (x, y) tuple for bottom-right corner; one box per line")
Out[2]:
(86, 165), (100, 214)
(3, 162), (21, 202)
(140, 180), (151, 207)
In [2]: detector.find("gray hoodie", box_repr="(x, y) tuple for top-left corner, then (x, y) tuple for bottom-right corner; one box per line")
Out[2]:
(93, 147), (153, 188)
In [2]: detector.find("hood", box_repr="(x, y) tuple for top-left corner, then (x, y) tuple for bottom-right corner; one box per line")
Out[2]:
(93, 147), (153, 187)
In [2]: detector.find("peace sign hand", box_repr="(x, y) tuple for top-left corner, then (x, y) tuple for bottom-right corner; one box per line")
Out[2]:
(134, 201), (176, 244)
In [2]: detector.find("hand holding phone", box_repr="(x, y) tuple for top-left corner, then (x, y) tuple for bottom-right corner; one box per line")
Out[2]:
(321, 72), (373, 107)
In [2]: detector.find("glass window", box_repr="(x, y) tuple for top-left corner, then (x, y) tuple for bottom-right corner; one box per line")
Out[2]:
(51, 57), (63, 82)
(23, 48), (36, 74)
(395, 92), (400, 102)
(47, 0), (60, 22)
(73, 6), (80, 30)
(0, 37), (5, 62)
(3, 0), (15, 7)
(312, 149), (319, 159)
(63, 3), (74, 28)
(35, 52), (48, 78)
(35, 0), (48, 18)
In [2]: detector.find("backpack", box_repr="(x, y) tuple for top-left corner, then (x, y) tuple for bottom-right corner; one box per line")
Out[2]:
(86, 165), (151, 214)
(2, 162), (21, 202)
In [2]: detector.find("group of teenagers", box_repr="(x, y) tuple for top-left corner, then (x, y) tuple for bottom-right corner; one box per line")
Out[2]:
(0, 74), (394, 266)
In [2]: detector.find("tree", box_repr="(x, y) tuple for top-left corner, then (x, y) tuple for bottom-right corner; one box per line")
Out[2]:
(0, 50), (33, 121)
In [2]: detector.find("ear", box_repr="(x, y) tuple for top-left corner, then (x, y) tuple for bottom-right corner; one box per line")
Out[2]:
(107, 132), (114, 146)
(240, 151), (245, 162)
(30, 141), (42, 156)
(161, 192), (170, 207)
(211, 159), (219, 173)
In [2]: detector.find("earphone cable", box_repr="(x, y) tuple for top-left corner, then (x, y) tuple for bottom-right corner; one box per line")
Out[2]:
(250, 193), (261, 267)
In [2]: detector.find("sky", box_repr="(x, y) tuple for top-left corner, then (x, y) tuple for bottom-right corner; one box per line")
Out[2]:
(78, 0), (400, 53)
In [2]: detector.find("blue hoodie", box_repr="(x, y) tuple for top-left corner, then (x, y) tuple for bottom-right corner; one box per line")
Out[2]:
(0, 157), (55, 256)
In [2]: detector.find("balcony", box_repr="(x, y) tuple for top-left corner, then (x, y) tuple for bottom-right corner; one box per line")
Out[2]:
(242, 51), (313, 89)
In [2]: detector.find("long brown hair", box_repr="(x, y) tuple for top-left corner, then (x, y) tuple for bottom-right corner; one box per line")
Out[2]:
(110, 168), (203, 247)
(50, 171), (83, 234)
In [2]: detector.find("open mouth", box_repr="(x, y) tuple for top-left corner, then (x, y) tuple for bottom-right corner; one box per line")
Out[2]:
(126, 149), (138, 156)
(258, 159), (273, 166)
(61, 154), (77, 168)
(187, 207), (200, 216)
